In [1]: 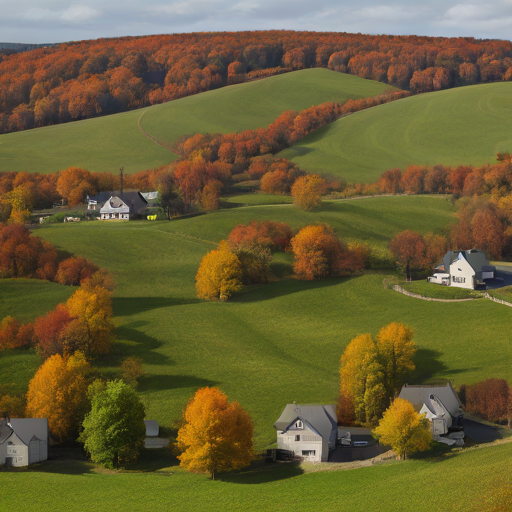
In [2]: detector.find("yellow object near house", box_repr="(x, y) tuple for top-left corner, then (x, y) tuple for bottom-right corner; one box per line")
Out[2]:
(147, 215), (157, 221)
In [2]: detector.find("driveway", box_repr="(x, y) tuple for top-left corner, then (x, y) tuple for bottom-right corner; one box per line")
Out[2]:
(464, 419), (505, 443)
(330, 427), (387, 463)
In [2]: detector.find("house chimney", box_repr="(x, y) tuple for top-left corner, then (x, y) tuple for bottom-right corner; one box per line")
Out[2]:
(119, 166), (124, 197)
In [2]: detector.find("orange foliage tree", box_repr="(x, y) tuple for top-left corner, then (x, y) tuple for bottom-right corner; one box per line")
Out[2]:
(65, 285), (115, 356)
(26, 352), (92, 442)
(461, 379), (511, 426)
(33, 304), (72, 359)
(196, 243), (243, 301)
(291, 224), (362, 280)
(176, 387), (253, 480)
(228, 221), (292, 252)
(291, 174), (326, 210)
(389, 230), (428, 281)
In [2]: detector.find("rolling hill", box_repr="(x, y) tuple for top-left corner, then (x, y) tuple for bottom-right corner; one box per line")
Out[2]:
(4, 196), (512, 451)
(279, 82), (512, 183)
(0, 69), (395, 174)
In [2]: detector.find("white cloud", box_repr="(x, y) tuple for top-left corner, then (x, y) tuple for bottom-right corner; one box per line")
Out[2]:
(24, 8), (59, 21)
(443, 3), (490, 21)
(61, 4), (101, 22)
(352, 5), (422, 22)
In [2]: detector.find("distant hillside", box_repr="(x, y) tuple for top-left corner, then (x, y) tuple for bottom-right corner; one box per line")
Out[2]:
(279, 81), (512, 183)
(0, 42), (54, 52)
(0, 69), (395, 174)
(0, 30), (511, 136)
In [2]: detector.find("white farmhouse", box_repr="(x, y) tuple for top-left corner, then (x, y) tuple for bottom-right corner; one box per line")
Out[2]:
(0, 418), (49, 467)
(100, 196), (131, 220)
(87, 190), (149, 220)
(429, 249), (495, 290)
(274, 403), (337, 462)
(399, 383), (464, 436)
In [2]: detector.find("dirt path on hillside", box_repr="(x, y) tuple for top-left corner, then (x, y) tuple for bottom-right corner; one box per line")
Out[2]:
(137, 111), (180, 156)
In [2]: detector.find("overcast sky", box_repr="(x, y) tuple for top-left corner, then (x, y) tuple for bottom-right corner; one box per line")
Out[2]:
(2, 0), (512, 44)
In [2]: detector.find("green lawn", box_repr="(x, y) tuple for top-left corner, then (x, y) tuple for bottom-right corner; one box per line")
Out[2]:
(0, 441), (510, 511)
(0, 69), (395, 174)
(7, 195), (507, 451)
(2, 195), (512, 508)
(279, 82), (512, 183)
(399, 280), (484, 300)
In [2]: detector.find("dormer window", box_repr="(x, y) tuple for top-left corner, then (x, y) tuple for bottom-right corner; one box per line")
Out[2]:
(296, 420), (303, 429)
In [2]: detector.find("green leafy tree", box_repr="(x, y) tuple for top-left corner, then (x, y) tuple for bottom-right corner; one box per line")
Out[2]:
(79, 380), (145, 469)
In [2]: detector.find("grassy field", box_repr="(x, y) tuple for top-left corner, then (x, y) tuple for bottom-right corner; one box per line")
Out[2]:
(0, 440), (511, 511)
(0, 69), (395, 174)
(399, 280), (484, 300)
(2, 195), (512, 508)
(4, 195), (512, 452)
(279, 82), (512, 183)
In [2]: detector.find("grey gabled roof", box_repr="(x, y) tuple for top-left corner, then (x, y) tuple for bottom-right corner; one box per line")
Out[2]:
(89, 190), (148, 215)
(399, 383), (462, 417)
(8, 418), (49, 445)
(274, 404), (337, 440)
(0, 419), (13, 443)
(144, 420), (159, 437)
(443, 249), (491, 275)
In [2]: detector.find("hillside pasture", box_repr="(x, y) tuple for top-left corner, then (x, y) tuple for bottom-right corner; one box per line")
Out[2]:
(0, 441), (511, 512)
(0, 69), (395, 174)
(23, 196), (512, 451)
(279, 82), (512, 183)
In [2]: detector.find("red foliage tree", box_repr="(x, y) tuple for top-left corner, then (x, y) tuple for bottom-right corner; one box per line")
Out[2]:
(33, 304), (72, 359)
(463, 379), (511, 426)
(389, 230), (428, 281)
(56, 257), (99, 286)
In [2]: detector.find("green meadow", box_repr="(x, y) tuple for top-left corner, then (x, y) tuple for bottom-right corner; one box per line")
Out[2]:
(2, 195), (512, 509)
(3, 195), (512, 452)
(280, 82), (512, 183)
(0, 69), (394, 174)
(0, 442), (511, 512)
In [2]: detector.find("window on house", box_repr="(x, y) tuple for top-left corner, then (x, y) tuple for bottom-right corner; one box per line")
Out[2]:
(295, 435), (300, 442)
(296, 420), (303, 429)
(302, 450), (316, 456)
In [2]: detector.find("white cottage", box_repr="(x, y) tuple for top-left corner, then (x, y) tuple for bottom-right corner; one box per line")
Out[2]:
(274, 403), (337, 462)
(399, 383), (464, 435)
(0, 418), (49, 467)
(429, 249), (495, 290)
(100, 196), (131, 220)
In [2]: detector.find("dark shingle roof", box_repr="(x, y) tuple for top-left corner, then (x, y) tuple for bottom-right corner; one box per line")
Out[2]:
(88, 190), (148, 215)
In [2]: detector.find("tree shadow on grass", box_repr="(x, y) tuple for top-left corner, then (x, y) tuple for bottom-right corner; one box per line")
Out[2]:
(411, 348), (481, 385)
(138, 374), (217, 392)
(218, 459), (304, 484)
(232, 276), (357, 303)
(113, 297), (201, 317)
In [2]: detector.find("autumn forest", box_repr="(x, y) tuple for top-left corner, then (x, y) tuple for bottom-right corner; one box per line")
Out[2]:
(1, 30), (512, 134)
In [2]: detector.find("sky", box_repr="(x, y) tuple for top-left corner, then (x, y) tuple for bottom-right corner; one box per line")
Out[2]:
(2, 0), (512, 44)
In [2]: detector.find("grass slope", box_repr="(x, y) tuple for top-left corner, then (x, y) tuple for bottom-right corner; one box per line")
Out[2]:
(6, 196), (509, 453)
(280, 82), (512, 183)
(0, 279), (75, 393)
(0, 440), (510, 511)
(0, 69), (395, 174)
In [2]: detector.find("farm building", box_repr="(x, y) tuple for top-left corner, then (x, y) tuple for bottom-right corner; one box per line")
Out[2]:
(274, 403), (337, 462)
(428, 249), (495, 290)
(0, 418), (49, 467)
(87, 190), (148, 220)
(399, 383), (464, 436)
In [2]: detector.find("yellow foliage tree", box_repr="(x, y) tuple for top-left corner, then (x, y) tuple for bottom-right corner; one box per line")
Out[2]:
(340, 334), (387, 426)
(196, 243), (243, 301)
(373, 398), (432, 460)
(176, 387), (253, 480)
(26, 352), (91, 442)
(2, 185), (33, 224)
(291, 174), (326, 211)
(66, 286), (115, 356)
(375, 322), (416, 397)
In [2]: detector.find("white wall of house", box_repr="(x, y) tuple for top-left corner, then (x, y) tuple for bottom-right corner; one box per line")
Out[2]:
(6, 433), (29, 467)
(449, 256), (475, 289)
(276, 422), (327, 462)
(0, 439), (6, 465)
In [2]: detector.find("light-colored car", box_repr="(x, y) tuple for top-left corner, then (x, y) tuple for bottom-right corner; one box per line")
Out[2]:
(427, 273), (450, 285)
